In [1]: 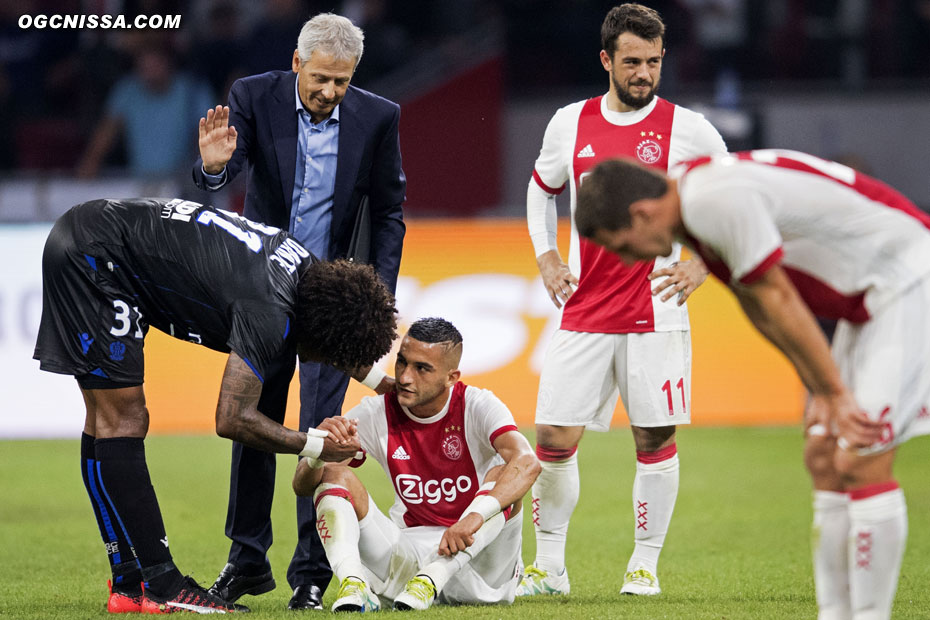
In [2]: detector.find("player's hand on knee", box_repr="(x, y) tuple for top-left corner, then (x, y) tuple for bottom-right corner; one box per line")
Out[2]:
(649, 258), (708, 305)
(830, 393), (886, 449)
(438, 514), (482, 556)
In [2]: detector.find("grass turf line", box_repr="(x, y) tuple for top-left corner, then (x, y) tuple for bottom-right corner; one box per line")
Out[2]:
(1, 428), (928, 619)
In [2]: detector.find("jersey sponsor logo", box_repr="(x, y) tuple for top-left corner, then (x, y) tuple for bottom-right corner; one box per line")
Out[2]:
(394, 473), (472, 505)
(160, 199), (202, 222)
(391, 445), (411, 460)
(441, 433), (464, 461)
(576, 144), (595, 158)
(109, 341), (126, 361)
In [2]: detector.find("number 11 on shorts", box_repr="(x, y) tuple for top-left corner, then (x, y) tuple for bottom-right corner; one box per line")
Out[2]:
(661, 378), (686, 416)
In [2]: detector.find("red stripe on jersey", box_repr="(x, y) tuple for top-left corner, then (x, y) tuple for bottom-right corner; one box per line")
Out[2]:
(314, 487), (354, 511)
(384, 382), (480, 528)
(533, 169), (565, 195)
(739, 247), (784, 285)
(535, 444), (577, 462)
(782, 266), (869, 323)
(636, 443), (677, 464)
(490, 424), (518, 445)
(561, 96), (676, 333)
(849, 480), (900, 501)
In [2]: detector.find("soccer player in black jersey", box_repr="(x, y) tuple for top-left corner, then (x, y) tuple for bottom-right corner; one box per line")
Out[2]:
(33, 198), (397, 614)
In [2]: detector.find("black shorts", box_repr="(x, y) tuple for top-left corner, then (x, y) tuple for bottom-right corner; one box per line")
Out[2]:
(33, 209), (148, 384)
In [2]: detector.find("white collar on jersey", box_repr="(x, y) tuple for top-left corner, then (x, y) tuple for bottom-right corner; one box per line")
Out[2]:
(600, 93), (659, 127)
(400, 388), (454, 424)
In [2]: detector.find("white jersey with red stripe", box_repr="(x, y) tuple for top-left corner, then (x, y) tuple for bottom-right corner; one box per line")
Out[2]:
(531, 94), (726, 333)
(675, 149), (930, 321)
(345, 381), (519, 529)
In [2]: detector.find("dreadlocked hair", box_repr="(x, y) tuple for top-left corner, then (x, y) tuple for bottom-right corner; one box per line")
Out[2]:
(296, 259), (397, 369)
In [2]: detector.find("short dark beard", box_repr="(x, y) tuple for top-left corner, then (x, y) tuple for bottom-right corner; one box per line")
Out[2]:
(612, 73), (658, 109)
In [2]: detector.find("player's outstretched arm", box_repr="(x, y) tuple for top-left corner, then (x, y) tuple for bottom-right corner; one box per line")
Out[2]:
(734, 266), (883, 447)
(649, 256), (709, 305)
(215, 353), (362, 456)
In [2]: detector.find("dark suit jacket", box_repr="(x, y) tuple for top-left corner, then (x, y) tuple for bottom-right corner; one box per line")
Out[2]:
(193, 70), (406, 291)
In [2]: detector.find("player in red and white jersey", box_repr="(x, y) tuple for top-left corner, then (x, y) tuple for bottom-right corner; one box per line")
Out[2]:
(292, 318), (540, 612)
(521, 4), (727, 598)
(575, 150), (930, 620)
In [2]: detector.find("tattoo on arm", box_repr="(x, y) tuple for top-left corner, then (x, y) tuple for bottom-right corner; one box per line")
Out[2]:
(216, 354), (305, 453)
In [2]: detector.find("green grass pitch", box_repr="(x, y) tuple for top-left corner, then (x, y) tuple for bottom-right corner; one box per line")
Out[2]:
(2, 428), (928, 619)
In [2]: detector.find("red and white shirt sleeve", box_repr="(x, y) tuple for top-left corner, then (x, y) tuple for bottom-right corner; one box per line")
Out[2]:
(679, 174), (784, 286)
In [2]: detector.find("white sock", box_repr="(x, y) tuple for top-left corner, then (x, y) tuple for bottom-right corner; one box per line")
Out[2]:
(531, 450), (579, 574)
(418, 512), (506, 593)
(848, 484), (907, 620)
(627, 448), (679, 575)
(812, 490), (851, 620)
(313, 484), (366, 583)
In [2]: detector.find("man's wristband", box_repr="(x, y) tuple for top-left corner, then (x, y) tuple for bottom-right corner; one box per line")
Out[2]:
(299, 427), (329, 460)
(360, 366), (387, 390)
(466, 494), (502, 523)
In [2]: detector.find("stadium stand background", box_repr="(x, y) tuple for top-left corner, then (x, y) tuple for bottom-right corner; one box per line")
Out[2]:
(3, 0), (930, 435)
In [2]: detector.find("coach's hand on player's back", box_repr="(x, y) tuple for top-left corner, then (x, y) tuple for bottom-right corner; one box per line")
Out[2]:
(198, 105), (238, 175)
(537, 250), (579, 309)
(649, 258), (709, 305)
(438, 513), (483, 556)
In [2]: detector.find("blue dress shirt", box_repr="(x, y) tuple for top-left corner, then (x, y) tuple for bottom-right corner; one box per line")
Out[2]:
(289, 77), (339, 260)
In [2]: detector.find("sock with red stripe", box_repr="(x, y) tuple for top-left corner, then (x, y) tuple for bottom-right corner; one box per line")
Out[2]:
(627, 444), (679, 576)
(313, 484), (365, 582)
(848, 481), (907, 620)
(812, 490), (850, 620)
(531, 445), (579, 574)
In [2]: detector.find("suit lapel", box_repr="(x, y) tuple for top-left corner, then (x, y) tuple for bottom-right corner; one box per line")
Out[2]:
(333, 88), (364, 237)
(270, 72), (298, 210)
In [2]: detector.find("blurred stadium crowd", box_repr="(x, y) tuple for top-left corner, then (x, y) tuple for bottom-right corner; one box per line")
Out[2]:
(1, 0), (928, 185)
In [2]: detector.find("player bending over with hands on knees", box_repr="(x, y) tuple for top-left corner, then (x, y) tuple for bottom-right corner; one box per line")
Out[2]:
(575, 150), (930, 620)
(293, 318), (541, 612)
(33, 198), (397, 614)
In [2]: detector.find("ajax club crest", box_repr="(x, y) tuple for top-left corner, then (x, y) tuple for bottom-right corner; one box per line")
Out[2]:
(442, 425), (464, 461)
(636, 130), (664, 164)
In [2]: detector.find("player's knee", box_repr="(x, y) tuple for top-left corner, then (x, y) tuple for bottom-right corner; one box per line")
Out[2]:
(804, 436), (836, 479)
(631, 424), (675, 453)
(536, 424), (582, 452)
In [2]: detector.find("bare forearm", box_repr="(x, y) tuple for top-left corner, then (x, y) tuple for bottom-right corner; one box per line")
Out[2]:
(488, 452), (541, 509)
(215, 355), (306, 453)
(737, 272), (843, 396)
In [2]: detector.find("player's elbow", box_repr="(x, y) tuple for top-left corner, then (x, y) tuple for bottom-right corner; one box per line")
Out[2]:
(214, 415), (242, 442)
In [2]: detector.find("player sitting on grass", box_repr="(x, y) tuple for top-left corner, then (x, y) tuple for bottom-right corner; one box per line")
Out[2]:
(33, 198), (397, 614)
(292, 318), (541, 611)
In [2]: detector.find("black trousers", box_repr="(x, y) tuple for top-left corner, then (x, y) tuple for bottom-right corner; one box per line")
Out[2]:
(223, 355), (350, 591)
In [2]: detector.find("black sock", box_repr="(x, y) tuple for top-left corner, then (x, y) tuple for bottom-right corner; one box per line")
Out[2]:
(80, 433), (142, 591)
(94, 437), (181, 597)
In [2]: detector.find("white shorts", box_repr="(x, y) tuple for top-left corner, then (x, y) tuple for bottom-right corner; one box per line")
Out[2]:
(357, 495), (522, 606)
(535, 329), (692, 431)
(830, 276), (930, 454)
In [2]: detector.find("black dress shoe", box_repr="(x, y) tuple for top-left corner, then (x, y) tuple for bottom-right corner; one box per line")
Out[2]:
(287, 584), (323, 610)
(208, 562), (276, 603)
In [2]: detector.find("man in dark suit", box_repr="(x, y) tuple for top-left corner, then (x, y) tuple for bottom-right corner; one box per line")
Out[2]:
(193, 13), (405, 611)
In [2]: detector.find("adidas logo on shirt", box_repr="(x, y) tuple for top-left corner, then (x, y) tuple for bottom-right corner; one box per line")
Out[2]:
(392, 446), (411, 460)
(577, 144), (595, 158)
